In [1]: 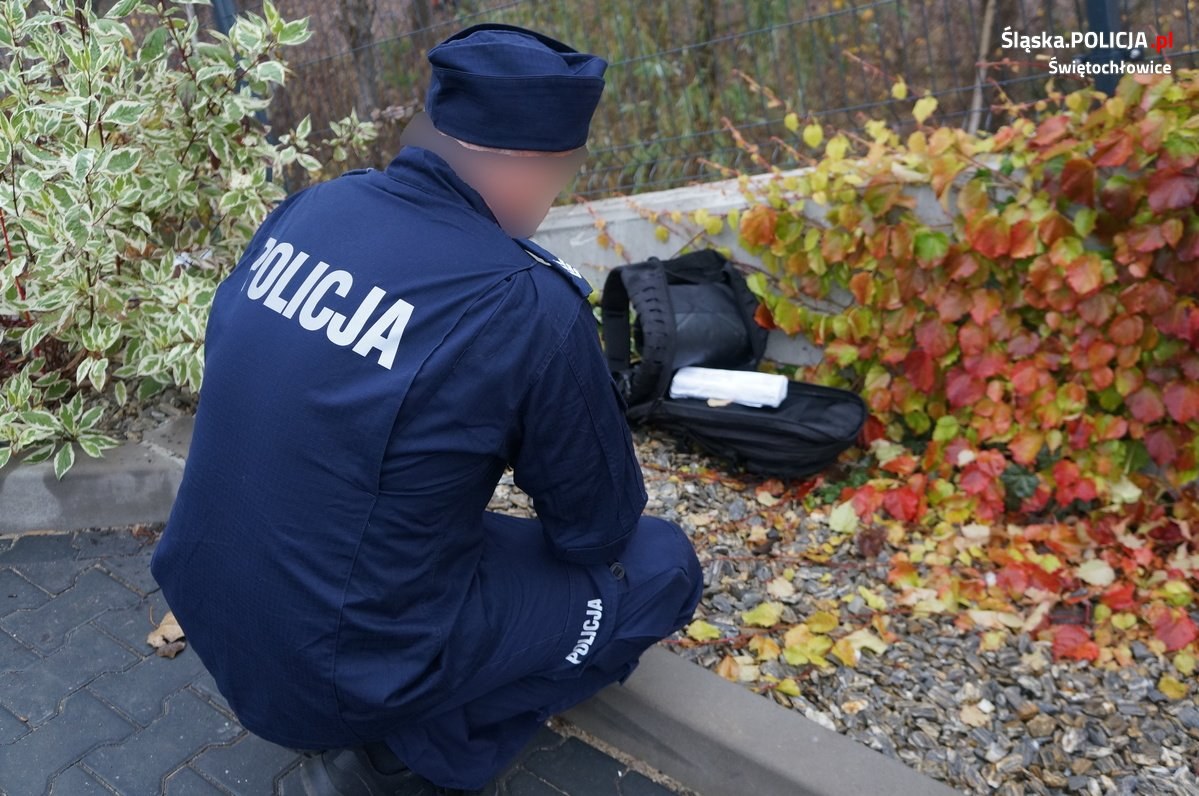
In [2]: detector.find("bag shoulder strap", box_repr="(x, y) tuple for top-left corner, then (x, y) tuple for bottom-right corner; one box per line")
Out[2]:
(601, 259), (676, 414)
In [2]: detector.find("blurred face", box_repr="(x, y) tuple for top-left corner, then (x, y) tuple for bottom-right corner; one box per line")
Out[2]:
(399, 112), (587, 238)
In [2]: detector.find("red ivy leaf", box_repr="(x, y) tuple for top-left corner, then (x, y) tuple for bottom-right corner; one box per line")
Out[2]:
(849, 272), (874, 306)
(1152, 607), (1199, 652)
(851, 484), (885, 517)
(969, 289), (1003, 326)
(945, 368), (986, 409)
(1033, 115), (1070, 148)
(975, 450), (1008, 479)
(1008, 430), (1044, 466)
(1020, 485), (1053, 515)
(1058, 475), (1097, 505)
(959, 467), (991, 496)
(958, 323), (988, 356)
(1178, 230), (1199, 262)
(1163, 382), (1199, 424)
(1154, 303), (1196, 342)
(1008, 219), (1038, 259)
(969, 216), (1011, 259)
(753, 303), (777, 330)
(1100, 582), (1138, 611)
(947, 252), (980, 282)
(883, 486), (920, 522)
(916, 317), (955, 358)
(1078, 293), (1117, 327)
(1065, 254), (1104, 296)
(1119, 280), (1175, 316)
(1127, 224), (1168, 253)
(1085, 340), (1116, 369)
(1092, 129), (1134, 168)
(1038, 213), (1074, 246)
(858, 415), (887, 446)
(1147, 168), (1199, 213)
(902, 350), (937, 393)
(1060, 158), (1096, 205)
(1161, 218), (1184, 248)
(1009, 331), (1040, 358)
(740, 205), (779, 247)
(880, 453), (918, 476)
(1010, 360), (1043, 396)
(1052, 625), (1100, 662)
(965, 352), (1006, 380)
(995, 563), (1030, 597)
(935, 286), (972, 323)
(1108, 314), (1144, 346)
(1145, 427), (1179, 467)
(1052, 459), (1084, 505)
(1126, 385), (1166, 424)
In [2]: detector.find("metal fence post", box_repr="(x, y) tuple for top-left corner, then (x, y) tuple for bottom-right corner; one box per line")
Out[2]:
(1085, 0), (1122, 95)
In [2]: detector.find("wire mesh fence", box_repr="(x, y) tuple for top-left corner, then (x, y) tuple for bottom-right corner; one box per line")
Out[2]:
(197, 0), (1197, 200)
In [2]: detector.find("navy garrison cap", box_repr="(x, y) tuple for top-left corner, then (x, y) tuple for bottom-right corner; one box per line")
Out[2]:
(425, 23), (607, 152)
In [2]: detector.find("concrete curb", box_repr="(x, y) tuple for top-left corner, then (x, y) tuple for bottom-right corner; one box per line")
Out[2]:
(0, 417), (194, 534)
(0, 416), (960, 795)
(564, 646), (960, 796)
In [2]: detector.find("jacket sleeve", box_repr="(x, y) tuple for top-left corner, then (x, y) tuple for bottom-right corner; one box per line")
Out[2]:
(511, 300), (649, 566)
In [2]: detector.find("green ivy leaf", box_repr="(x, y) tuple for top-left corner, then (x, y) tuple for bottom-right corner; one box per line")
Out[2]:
(914, 230), (950, 267)
(1073, 207), (1097, 237)
(932, 415), (960, 442)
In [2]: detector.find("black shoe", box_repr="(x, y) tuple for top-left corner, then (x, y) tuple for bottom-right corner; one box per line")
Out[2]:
(298, 746), (434, 795)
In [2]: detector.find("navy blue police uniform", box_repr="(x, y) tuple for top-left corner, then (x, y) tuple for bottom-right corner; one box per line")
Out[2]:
(149, 23), (703, 792)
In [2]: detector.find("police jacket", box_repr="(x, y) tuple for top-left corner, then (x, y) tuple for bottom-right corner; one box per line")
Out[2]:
(149, 146), (649, 748)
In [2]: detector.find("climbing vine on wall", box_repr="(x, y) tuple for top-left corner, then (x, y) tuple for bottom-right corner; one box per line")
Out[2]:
(731, 70), (1198, 665)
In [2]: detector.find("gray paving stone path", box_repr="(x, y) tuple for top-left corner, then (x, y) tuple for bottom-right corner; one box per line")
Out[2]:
(0, 527), (679, 796)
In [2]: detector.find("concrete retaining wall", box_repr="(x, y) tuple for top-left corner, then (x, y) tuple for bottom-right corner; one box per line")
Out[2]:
(534, 166), (953, 367)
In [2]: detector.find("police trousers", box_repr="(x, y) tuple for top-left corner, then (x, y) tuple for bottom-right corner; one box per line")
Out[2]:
(382, 511), (704, 791)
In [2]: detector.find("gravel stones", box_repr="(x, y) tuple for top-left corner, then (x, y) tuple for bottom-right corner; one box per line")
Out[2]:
(619, 427), (1199, 796)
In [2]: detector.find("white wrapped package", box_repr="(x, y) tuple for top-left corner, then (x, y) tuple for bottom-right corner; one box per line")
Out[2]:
(668, 366), (789, 408)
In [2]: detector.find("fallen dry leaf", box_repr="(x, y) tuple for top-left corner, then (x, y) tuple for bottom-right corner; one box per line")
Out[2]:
(766, 576), (796, 599)
(715, 654), (740, 682)
(841, 699), (869, 715)
(741, 601), (785, 627)
(147, 610), (185, 649)
(755, 490), (780, 507)
(1158, 673), (1188, 700)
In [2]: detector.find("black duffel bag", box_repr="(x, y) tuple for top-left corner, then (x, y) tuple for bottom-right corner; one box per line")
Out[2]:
(601, 249), (867, 479)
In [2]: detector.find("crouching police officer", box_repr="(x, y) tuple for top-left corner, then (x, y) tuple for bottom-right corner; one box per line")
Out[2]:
(149, 22), (704, 796)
